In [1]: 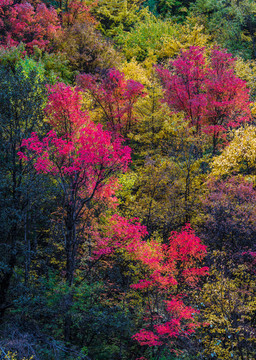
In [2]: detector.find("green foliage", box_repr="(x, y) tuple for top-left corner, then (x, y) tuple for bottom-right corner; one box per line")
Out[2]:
(91, 0), (145, 37)
(0, 63), (49, 323)
(143, 0), (193, 21)
(32, 48), (74, 84)
(190, 0), (256, 59)
(0, 44), (26, 72)
(0, 46), (73, 84)
(117, 11), (209, 62)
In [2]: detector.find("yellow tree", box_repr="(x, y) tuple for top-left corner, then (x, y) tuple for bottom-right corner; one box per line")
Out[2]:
(198, 251), (256, 360)
(211, 125), (256, 181)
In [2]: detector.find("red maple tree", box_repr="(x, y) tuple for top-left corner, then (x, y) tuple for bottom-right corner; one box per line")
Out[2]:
(91, 217), (208, 357)
(77, 68), (145, 137)
(0, 0), (61, 51)
(18, 83), (131, 286)
(157, 46), (251, 154)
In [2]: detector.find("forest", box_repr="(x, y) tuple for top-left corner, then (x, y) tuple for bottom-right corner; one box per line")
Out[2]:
(0, 0), (256, 359)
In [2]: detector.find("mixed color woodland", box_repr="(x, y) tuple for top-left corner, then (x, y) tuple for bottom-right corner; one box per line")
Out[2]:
(1, 0), (256, 359)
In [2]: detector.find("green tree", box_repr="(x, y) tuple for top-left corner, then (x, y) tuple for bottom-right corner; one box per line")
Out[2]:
(116, 11), (209, 62)
(143, 0), (194, 20)
(91, 0), (145, 37)
(190, 0), (256, 59)
(0, 64), (48, 318)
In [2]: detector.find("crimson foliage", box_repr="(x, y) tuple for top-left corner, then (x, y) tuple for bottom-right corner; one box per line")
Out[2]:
(77, 68), (145, 137)
(157, 46), (251, 154)
(0, 0), (60, 51)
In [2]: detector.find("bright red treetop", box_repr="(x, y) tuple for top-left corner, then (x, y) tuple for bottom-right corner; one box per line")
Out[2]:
(157, 46), (251, 153)
(0, 0), (60, 51)
(45, 83), (89, 137)
(19, 83), (131, 204)
(129, 225), (208, 352)
(157, 46), (207, 133)
(92, 218), (208, 353)
(204, 48), (250, 133)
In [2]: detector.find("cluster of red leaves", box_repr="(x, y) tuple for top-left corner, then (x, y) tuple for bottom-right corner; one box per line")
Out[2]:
(157, 46), (251, 150)
(77, 68), (145, 136)
(61, 0), (96, 27)
(92, 219), (208, 349)
(18, 81), (208, 355)
(92, 214), (148, 259)
(45, 83), (89, 136)
(18, 83), (131, 202)
(129, 225), (208, 348)
(0, 0), (60, 51)
(133, 297), (198, 347)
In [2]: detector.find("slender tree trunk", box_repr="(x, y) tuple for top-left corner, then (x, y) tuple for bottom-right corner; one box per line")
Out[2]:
(64, 214), (77, 343)
(0, 244), (16, 319)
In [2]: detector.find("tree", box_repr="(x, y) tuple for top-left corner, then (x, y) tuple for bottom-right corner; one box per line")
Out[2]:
(0, 0), (61, 52)
(116, 11), (209, 62)
(90, 216), (208, 359)
(77, 68), (145, 137)
(0, 64), (48, 319)
(211, 125), (256, 179)
(143, 0), (194, 20)
(90, 0), (144, 37)
(198, 250), (256, 360)
(116, 65), (207, 238)
(56, 21), (121, 73)
(19, 82), (131, 341)
(196, 176), (256, 251)
(190, 0), (256, 59)
(127, 224), (208, 359)
(20, 82), (131, 286)
(157, 46), (251, 154)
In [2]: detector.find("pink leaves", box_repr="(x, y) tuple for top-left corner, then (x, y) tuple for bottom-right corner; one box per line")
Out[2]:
(157, 46), (251, 152)
(77, 68), (145, 136)
(19, 83), (131, 202)
(125, 224), (207, 293)
(157, 46), (207, 132)
(204, 48), (250, 132)
(168, 224), (207, 265)
(128, 224), (207, 350)
(0, 0), (60, 51)
(132, 296), (200, 347)
(92, 214), (148, 260)
(132, 329), (163, 346)
(45, 83), (88, 137)
(130, 280), (153, 290)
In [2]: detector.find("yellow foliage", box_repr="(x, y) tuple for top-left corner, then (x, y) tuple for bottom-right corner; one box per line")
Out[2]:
(235, 56), (256, 101)
(91, 0), (145, 37)
(0, 350), (34, 360)
(211, 125), (256, 180)
(251, 102), (256, 117)
(198, 252), (256, 359)
(118, 12), (210, 63)
(157, 22), (210, 60)
(119, 58), (151, 87)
